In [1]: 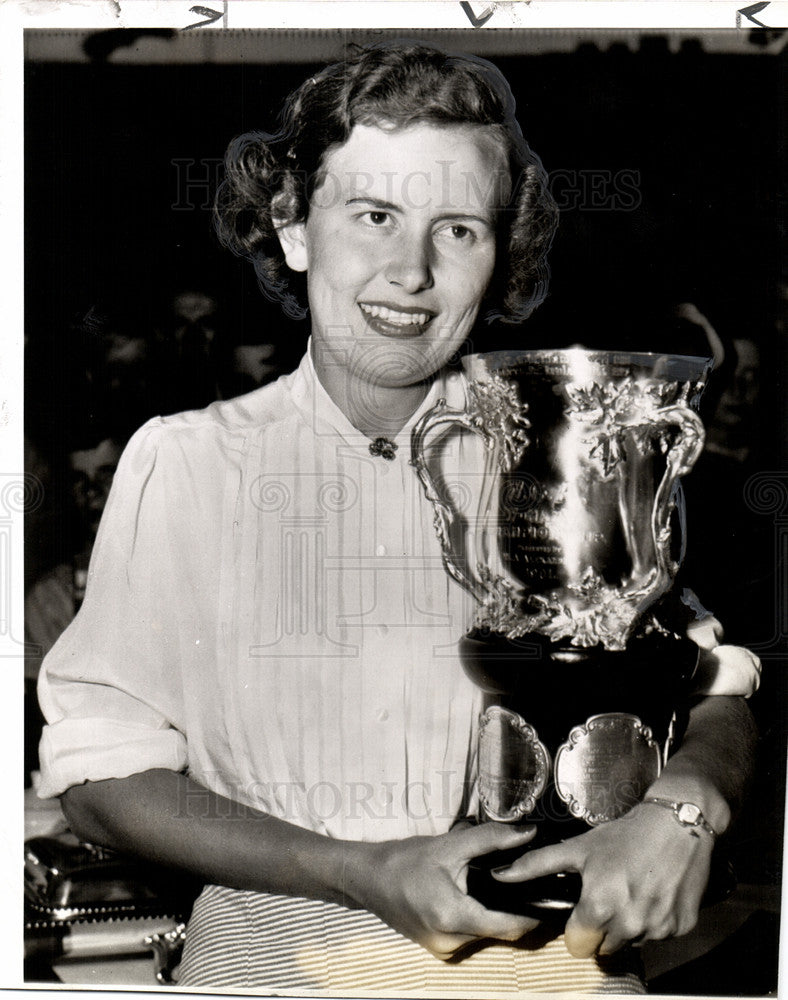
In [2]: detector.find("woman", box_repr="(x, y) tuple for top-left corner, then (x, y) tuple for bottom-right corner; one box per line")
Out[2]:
(38, 43), (758, 993)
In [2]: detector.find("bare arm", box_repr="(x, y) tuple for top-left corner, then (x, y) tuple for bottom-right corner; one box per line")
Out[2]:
(62, 769), (541, 959)
(644, 693), (757, 829)
(494, 695), (757, 957)
(62, 769), (364, 906)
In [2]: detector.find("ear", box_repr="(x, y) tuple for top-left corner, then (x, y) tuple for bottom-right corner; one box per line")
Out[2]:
(274, 218), (308, 273)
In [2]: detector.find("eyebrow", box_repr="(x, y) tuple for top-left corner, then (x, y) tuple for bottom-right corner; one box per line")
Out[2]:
(345, 197), (399, 211)
(345, 197), (495, 227)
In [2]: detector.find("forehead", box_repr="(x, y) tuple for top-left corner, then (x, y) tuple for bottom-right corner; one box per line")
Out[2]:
(316, 122), (510, 214)
(733, 339), (759, 368)
(70, 439), (123, 476)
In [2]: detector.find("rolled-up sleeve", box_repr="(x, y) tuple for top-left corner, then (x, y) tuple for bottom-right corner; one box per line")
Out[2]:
(37, 419), (189, 799)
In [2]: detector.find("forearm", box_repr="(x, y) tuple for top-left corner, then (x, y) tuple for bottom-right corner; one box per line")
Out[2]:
(61, 769), (542, 958)
(645, 695), (757, 834)
(60, 768), (370, 909)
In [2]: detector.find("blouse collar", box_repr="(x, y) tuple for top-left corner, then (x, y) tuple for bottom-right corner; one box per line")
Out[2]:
(289, 338), (467, 456)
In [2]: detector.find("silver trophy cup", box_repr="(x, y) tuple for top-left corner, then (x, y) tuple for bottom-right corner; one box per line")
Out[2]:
(412, 348), (711, 912)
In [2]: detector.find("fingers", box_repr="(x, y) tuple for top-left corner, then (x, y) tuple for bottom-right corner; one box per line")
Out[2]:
(569, 902), (699, 958)
(685, 612), (761, 698)
(453, 821), (537, 860)
(686, 614), (725, 649)
(564, 918), (607, 959)
(462, 895), (540, 943)
(566, 901), (653, 958)
(564, 867), (707, 958)
(422, 896), (539, 959)
(694, 644), (762, 697)
(491, 840), (578, 883)
(424, 931), (475, 961)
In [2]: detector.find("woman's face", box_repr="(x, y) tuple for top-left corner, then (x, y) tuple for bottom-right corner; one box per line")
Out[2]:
(280, 122), (509, 405)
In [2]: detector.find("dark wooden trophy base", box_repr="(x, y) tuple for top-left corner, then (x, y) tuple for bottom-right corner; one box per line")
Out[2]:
(461, 630), (705, 916)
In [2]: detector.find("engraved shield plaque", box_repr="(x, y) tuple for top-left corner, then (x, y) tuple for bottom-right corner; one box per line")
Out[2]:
(478, 706), (551, 821)
(554, 713), (661, 825)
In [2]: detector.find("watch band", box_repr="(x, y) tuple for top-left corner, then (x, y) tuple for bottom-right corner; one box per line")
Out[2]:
(643, 797), (718, 839)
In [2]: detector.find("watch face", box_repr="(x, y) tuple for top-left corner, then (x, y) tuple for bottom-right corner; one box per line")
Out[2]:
(677, 803), (702, 825)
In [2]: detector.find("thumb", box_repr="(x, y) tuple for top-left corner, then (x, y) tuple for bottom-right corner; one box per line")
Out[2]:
(564, 910), (606, 958)
(492, 840), (578, 883)
(454, 821), (537, 859)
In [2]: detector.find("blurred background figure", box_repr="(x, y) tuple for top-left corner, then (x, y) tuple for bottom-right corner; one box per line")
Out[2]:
(74, 302), (157, 437)
(678, 319), (781, 907)
(682, 327), (767, 642)
(25, 423), (127, 790)
(704, 338), (761, 465)
(152, 287), (223, 413)
(216, 332), (286, 399)
(25, 431), (126, 676)
(24, 298), (157, 790)
(225, 341), (280, 393)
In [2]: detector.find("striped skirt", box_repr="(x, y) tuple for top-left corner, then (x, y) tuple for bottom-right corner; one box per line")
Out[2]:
(177, 884), (646, 995)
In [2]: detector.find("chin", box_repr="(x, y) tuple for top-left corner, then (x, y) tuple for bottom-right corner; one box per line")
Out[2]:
(378, 364), (438, 387)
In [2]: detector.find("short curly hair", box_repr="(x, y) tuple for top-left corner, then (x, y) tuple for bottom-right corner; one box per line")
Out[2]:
(214, 42), (558, 325)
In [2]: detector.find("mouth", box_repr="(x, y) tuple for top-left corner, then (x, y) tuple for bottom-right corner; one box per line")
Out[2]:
(359, 302), (434, 338)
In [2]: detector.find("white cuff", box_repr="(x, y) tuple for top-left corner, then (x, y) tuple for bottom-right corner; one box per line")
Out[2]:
(37, 718), (188, 800)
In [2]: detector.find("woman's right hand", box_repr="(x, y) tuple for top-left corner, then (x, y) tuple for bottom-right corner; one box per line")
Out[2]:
(348, 822), (541, 959)
(61, 772), (540, 961)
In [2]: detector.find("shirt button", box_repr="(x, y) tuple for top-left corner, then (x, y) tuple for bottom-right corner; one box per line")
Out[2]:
(376, 708), (389, 722)
(376, 544), (387, 557)
(377, 624), (389, 637)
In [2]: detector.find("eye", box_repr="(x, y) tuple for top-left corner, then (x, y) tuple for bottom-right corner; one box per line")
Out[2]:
(436, 222), (478, 244)
(361, 210), (392, 227)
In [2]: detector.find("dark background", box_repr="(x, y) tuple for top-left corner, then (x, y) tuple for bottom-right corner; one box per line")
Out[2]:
(25, 30), (785, 385)
(24, 28), (786, 994)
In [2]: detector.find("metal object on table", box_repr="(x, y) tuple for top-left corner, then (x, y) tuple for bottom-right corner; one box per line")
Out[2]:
(24, 834), (199, 981)
(144, 922), (187, 984)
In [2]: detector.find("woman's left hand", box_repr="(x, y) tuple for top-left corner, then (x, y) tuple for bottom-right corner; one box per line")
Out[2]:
(492, 802), (713, 957)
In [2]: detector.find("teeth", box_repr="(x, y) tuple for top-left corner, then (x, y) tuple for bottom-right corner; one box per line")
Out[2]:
(360, 304), (430, 326)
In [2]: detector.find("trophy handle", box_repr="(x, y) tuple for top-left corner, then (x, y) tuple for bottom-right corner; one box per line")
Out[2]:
(635, 403), (705, 606)
(411, 398), (495, 603)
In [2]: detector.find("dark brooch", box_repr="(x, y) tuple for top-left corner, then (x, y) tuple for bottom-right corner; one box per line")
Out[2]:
(369, 437), (398, 461)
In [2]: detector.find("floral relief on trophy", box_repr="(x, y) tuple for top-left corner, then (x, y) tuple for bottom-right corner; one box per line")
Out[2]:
(474, 564), (644, 651)
(564, 377), (678, 479)
(510, 571), (644, 651)
(466, 374), (530, 472)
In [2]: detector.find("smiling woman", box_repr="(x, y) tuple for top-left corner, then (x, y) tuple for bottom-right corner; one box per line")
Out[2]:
(214, 43), (557, 327)
(278, 122), (506, 436)
(36, 40), (756, 996)
(213, 43), (556, 440)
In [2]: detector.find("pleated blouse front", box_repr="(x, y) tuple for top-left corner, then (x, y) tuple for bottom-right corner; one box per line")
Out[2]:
(38, 346), (483, 842)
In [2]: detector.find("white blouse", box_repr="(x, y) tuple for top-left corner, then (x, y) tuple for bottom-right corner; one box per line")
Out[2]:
(38, 346), (756, 992)
(38, 347), (484, 842)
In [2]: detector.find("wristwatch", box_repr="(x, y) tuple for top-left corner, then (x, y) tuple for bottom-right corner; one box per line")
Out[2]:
(642, 797), (718, 839)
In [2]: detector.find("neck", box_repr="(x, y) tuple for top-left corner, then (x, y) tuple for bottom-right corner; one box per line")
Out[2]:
(311, 344), (432, 439)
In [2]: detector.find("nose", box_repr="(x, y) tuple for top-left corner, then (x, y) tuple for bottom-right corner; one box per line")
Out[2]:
(384, 231), (434, 294)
